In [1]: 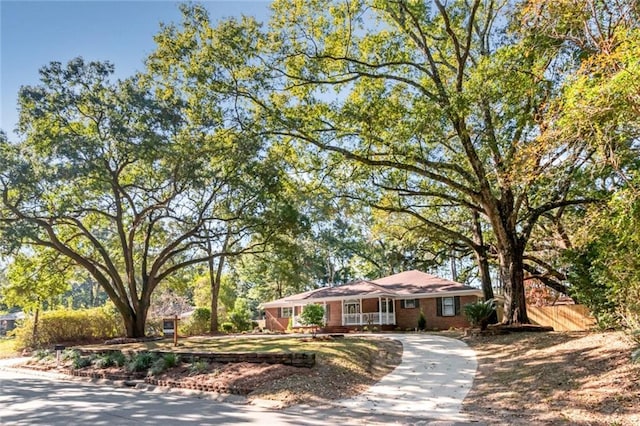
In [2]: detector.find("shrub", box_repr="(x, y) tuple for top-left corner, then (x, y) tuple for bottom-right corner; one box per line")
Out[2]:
(94, 353), (115, 369)
(162, 352), (179, 368)
(228, 298), (252, 332)
(33, 349), (51, 360)
(12, 307), (123, 350)
(221, 322), (234, 333)
(127, 352), (156, 373)
(110, 351), (127, 367)
(149, 357), (167, 376)
(189, 360), (209, 375)
(300, 304), (325, 336)
(464, 299), (496, 331)
(180, 308), (211, 336)
(61, 348), (80, 362)
(418, 310), (427, 331)
(73, 356), (92, 369)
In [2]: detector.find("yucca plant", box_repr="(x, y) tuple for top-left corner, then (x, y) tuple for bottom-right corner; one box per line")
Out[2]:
(464, 299), (496, 331)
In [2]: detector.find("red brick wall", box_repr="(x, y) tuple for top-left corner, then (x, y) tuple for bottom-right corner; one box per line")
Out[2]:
(265, 307), (288, 331)
(361, 298), (379, 313)
(324, 301), (342, 326)
(266, 295), (479, 331)
(395, 295), (478, 330)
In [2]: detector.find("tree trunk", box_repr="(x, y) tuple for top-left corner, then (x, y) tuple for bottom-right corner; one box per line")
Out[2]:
(122, 311), (147, 338)
(499, 244), (529, 325)
(32, 307), (39, 345)
(472, 211), (495, 301)
(209, 256), (221, 334)
(117, 297), (148, 338)
(450, 251), (458, 282)
(208, 230), (230, 334)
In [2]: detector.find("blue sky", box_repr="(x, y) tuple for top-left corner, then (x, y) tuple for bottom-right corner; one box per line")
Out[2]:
(0, 0), (272, 140)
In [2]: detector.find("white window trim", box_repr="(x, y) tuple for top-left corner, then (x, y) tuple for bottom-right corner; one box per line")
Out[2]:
(442, 297), (455, 317)
(281, 306), (293, 318)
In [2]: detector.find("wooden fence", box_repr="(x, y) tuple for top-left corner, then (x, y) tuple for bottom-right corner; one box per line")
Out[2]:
(527, 304), (595, 331)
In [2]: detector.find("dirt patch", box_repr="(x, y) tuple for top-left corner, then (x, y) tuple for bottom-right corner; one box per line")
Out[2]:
(462, 331), (640, 425)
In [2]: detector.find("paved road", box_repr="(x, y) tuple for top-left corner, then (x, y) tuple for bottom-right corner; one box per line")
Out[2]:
(0, 334), (478, 425)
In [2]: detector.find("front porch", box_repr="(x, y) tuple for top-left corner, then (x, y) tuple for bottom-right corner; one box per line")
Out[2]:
(286, 296), (397, 328)
(340, 296), (396, 326)
(342, 311), (396, 326)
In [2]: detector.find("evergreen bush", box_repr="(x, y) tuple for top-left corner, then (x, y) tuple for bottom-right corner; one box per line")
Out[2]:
(463, 299), (496, 331)
(418, 310), (427, 331)
(180, 307), (211, 336)
(299, 304), (325, 336)
(94, 353), (115, 369)
(189, 360), (209, 375)
(127, 352), (156, 373)
(73, 356), (92, 369)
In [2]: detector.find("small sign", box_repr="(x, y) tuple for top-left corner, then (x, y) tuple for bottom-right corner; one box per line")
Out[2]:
(163, 319), (175, 337)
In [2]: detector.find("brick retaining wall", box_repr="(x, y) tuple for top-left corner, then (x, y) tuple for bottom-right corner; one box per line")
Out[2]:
(78, 348), (315, 368)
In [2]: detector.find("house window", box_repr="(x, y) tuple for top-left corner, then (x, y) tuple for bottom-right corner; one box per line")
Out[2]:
(401, 299), (418, 309)
(442, 297), (455, 316)
(436, 296), (460, 317)
(281, 307), (293, 318)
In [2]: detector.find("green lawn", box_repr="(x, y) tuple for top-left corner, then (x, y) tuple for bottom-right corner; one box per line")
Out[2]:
(0, 338), (18, 359)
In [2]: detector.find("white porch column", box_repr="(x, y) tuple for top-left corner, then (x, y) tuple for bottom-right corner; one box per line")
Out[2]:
(323, 301), (327, 326)
(359, 298), (362, 325)
(383, 298), (387, 324)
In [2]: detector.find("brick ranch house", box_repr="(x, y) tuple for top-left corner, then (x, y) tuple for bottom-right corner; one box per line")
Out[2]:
(261, 270), (483, 332)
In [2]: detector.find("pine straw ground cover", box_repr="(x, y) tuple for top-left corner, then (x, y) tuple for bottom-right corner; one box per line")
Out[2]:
(461, 331), (640, 425)
(25, 335), (403, 407)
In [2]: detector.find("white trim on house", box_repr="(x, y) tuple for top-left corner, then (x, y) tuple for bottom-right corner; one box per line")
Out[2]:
(261, 288), (482, 309)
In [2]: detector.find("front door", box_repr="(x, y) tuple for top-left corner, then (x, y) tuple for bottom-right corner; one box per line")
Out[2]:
(343, 299), (360, 325)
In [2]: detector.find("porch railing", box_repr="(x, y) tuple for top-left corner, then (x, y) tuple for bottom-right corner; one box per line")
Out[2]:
(342, 312), (395, 326)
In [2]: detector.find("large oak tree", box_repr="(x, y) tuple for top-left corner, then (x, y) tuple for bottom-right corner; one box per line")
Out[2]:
(261, 0), (597, 323)
(0, 58), (288, 337)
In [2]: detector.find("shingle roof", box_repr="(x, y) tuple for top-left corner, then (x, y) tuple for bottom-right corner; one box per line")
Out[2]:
(371, 270), (476, 294)
(261, 270), (481, 307)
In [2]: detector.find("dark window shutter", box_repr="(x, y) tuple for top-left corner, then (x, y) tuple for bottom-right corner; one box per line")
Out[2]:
(454, 296), (461, 315)
(400, 300), (405, 309)
(436, 297), (442, 317)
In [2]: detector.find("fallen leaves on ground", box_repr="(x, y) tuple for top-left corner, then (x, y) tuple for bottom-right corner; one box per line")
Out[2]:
(461, 331), (640, 426)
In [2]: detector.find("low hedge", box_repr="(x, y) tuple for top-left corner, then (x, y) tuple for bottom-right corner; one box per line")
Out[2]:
(13, 307), (124, 350)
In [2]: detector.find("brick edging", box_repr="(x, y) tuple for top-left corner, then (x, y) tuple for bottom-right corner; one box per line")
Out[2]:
(144, 377), (252, 395)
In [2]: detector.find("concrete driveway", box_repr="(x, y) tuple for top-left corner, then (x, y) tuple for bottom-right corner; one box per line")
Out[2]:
(286, 333), (477, 423)
(0, 333), (477, 425)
